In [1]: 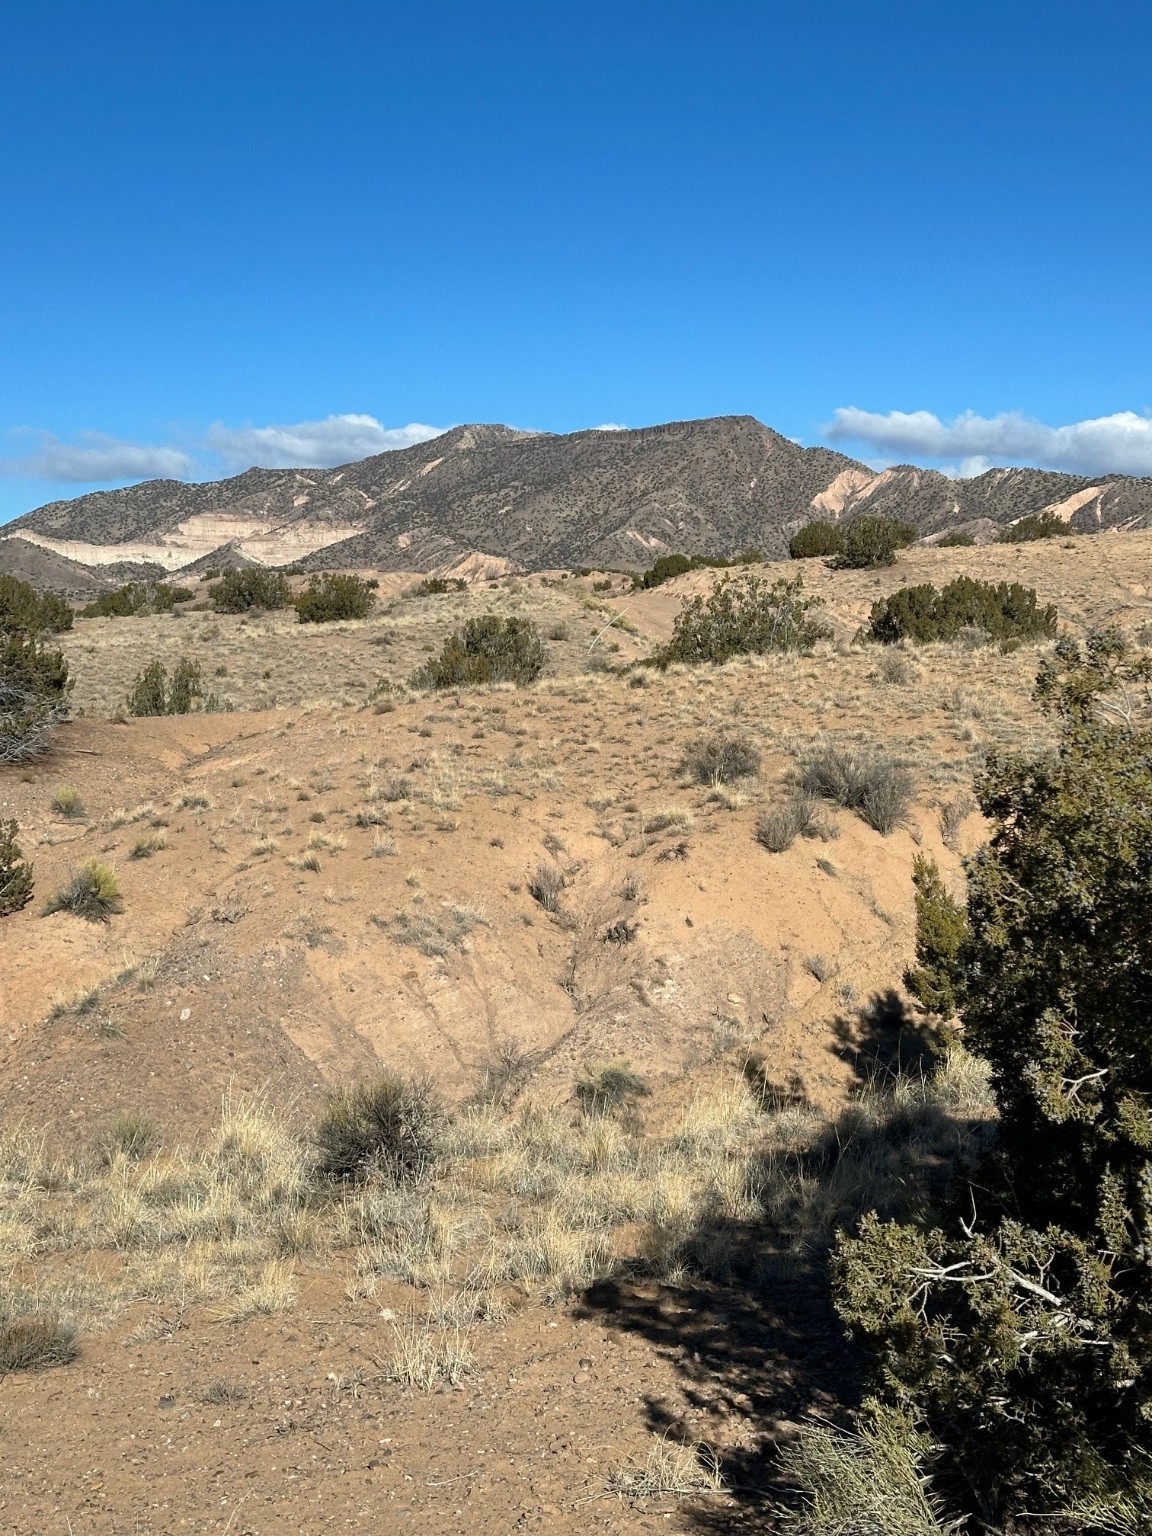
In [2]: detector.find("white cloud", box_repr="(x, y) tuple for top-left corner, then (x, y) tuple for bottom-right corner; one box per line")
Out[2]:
(826, 407), (1152, 478)
(205, 414), (445, 470)
(589, 422), (627, 432)
(0, 431), (195, 483)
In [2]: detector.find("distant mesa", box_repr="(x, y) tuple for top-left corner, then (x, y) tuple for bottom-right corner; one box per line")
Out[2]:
(4, 414), (1152, 588)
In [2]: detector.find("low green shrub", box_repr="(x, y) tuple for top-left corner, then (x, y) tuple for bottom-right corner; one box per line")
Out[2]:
(81, 581), (193, 618)
(415, 615), (546, 688)
(997, 511), (1068, 543)
(0, 574), (73, 635)
(51, 785), (85, 819)
(42, 860), (123, 922)
(936, 530), (976, 548)
(679, 732), (761, 785)
(209, 569), (293, 613)
(788, 521), (843, 559)
(295, 572), (378, 623)
(315, 1073), (446, 1183)
(0, 819), (33, 916)
(658, 573), (831, 665)
(903, 855), (967, 1018)
(801, 748), (914, 833)
(126, 658), (204, 716)
(409, 577), (467, 596)
(630, 549), (761, 590)
(831, 517), (917, 570)
(867, 576), (1057, 646)
(0, 633), (72, 762)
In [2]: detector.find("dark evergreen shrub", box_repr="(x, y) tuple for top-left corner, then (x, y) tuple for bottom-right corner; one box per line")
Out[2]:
(0, 633), (72, 762)
(126, 657), (204, 716)
(658, 573), (831, 665)
(209, 569), (293, 613)
(997, 512), (1068, 543)
(295, 573), (378, 622)
(81, 581), (193, 618)
(834, 632), (1152, 1528)
(937, 530), (976, 548)
(409, 577), (467, 596)
(415, 615), (546, 688)
(630, 548), (761, 591)
(830, 516), (917, 570)
(0, 819), (33, 916)
(868, 576), (1057, 646)
(0, 574), (73, 635)
(903, 855), (967, 1017)
(788, 521), (843, 559)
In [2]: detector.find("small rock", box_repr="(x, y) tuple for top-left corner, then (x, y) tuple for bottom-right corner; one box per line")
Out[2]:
(158, 1395), (175, 1409)
(572, 1370), (590, 1386)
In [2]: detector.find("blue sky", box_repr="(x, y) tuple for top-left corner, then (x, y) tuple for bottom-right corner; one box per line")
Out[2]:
(2, 0), (1151, 522)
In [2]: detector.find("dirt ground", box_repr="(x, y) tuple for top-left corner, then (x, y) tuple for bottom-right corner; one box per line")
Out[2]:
(3, 532), (1149, 1533)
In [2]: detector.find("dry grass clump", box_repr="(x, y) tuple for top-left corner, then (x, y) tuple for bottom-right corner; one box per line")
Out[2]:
(575, 1061), (650, 1117)
(801, 748), (915, 834)
(0, 1313), (79, 1375)
(315, 1074), (447, 1184)
(756, 793), (833, 852)
(129, 832), (167, 859)
(50, 785), (86, 819)
(382, 1309), (474, 1389)
(41, 861), (123, 922)
(218, 1260), (297, 1322)
(377, 904), (486, 956)
(774, 1406), (957, 1535)
(608, 1434), (726, 1499)
(0, 1042), (997, 1345)
(527, 860), (566, 911)
(97, 1112), (159, 1165)
(679, 732), (761, 786)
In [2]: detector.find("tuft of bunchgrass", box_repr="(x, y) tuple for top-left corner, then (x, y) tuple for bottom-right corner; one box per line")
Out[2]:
(527, 861), (565, 912)
(51, 785), (86, 819)
(575, 1061), (650, 1118)
(756, 793), (833, 852)
(98, 1112), (160, 1165)
(773, 1405), (958, 1535)
(679, 732), (761, 786)
(608, 1434), (726, 1499)
(41, 861), (123, 922)
(801, 748), (914, 834)
(0, 1313), (79, 1375)
(316, 1073), (447, 1184)
(381, 1311), (474, 1389)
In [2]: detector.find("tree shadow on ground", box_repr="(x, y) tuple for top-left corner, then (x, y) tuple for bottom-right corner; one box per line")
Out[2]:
(831, 986), (939, 1085)
(579, 1242), (861, 1532)
(577, 991), (965, 1532)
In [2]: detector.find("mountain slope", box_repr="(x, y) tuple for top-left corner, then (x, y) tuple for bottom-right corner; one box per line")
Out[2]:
(6, 415), (1152, 575)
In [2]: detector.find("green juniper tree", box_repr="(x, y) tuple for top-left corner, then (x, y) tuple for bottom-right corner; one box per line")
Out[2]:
(834, 629), (1152, 1530)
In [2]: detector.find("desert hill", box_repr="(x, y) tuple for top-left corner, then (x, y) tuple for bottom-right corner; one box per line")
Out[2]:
(7, 414), (1152, 582)
(3, 533), (1152, 1534)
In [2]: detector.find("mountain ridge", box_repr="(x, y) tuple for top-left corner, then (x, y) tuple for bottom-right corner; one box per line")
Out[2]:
(6, 414), (1152, 577)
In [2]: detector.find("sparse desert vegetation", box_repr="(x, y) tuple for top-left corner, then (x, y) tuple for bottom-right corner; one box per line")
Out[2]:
(2, 532), (1152, 1532)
